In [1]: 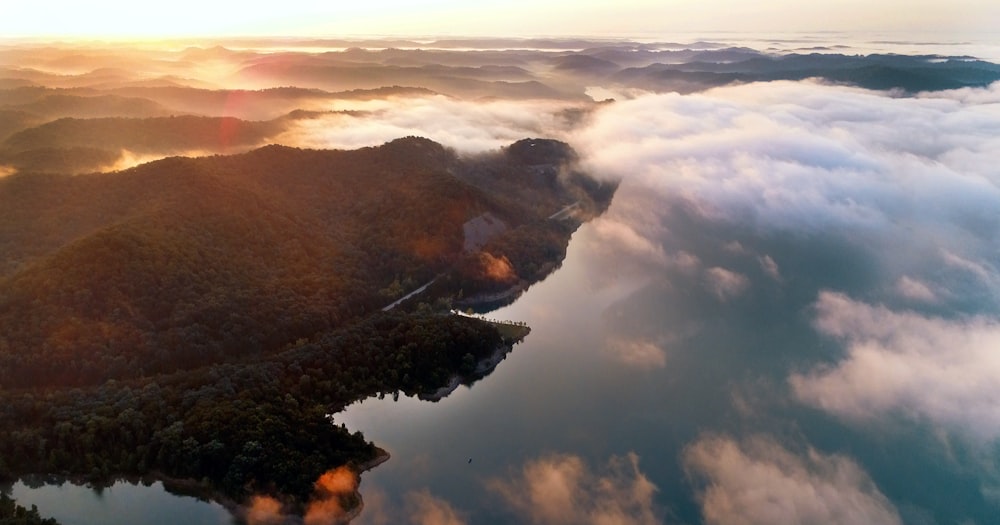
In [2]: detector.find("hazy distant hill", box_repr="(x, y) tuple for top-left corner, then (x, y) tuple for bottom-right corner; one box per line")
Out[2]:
(237, 58), (574, 99)
(5, 93), (173, 119)
(611, 53), (1000, 93)
(550, 54), (621, 77)
(0, 109), (42, 141)
(3, 115), (285, 154)
(0, 114), (294, 173)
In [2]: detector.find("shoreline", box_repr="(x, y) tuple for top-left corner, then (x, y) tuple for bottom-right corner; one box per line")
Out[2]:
(454, 280), (529, 308)
(418, 341), (515, 402)
(8, 317), (527, 524)
(341, 447), (391, 524)
(13, 448), (394, 524)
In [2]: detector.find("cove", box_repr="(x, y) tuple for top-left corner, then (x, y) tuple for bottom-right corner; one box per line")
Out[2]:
(7, 479), (231, 525)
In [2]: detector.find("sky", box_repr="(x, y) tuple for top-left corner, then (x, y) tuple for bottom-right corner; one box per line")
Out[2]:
(2, 0), (998, 39)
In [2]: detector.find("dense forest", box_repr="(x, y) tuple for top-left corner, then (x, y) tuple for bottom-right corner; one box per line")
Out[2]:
(0, 312), (518, 511)
(0, 137), (612, 390)
(0, 134), (612, 517)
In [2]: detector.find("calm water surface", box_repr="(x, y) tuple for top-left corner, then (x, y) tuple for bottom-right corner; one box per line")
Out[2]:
(9, 479), (231, 525)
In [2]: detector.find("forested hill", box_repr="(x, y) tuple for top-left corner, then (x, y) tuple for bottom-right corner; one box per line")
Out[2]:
(0, 114), (292, 174)
(0, 137), (613, 389)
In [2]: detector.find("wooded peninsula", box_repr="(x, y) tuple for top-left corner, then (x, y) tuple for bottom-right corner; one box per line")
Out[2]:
(0, 133), (615, 521)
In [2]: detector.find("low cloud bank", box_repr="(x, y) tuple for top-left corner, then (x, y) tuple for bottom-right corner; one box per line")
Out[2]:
(285, 79), (999, 314)
(279, 95), (586, 154)
(575, 81), (1000, 242)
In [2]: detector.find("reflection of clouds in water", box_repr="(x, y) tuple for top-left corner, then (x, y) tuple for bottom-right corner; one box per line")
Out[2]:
(757, 255), (781, 282)
(245, 495), (285, 525)
(353, 486), (465, 525)
(353, 485), (393, 525)
(305, 466), (360, 525)
(893, 275), (938, 304)
(792, 291), (1000, 444)
(487, 452), (661, 525)
(684, 434), (902, 525)
(941, 249), (996, 284)
(357, 454), (658, 525)
(604, 337), (667, 368)
(244, 466), (360, 525)
(405, 489), (467, 525)
(703, 267), (750, 301)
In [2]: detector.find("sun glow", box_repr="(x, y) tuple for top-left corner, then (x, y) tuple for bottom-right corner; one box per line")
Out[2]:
(3, 0), (995, 40)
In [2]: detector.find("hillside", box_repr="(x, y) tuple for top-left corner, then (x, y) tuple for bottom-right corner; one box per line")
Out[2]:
(0, 115), (286, 171)
(0, 135), (614, 512)
(0, 137), (613, 389)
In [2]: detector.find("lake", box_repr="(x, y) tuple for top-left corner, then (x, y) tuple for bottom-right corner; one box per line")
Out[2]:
(9, 174), (1000, 524)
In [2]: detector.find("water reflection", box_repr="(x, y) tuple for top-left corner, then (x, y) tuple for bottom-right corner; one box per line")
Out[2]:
(8, 479), (232, 525)
(339, 221), (696, 523)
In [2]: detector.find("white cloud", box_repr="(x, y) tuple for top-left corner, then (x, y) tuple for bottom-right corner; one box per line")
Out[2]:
(791, 291), (1000, 443)
(353, 485), (392, 525)
(683, 434), (901, 525)
(406, 490), (467, 525)
(758, 255), (782, 282)
(487, 452), (660, 525)
(575, 195), (701, 290)
(280, 96), (581, 154)
(604, 337), (667, 368)
(894, 276), (937, 303)
(704, 267), (750, 301)
(573, 80), (1000, 244)
(587, 216), (672, 269)
(353, 486), (466, 525)
(941, 249), (995, 283)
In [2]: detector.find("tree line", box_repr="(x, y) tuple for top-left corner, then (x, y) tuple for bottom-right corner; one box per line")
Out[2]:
(0, 312), (514, 511)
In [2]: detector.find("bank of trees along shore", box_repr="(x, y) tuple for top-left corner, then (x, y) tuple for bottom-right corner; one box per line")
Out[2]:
(0, 313), (511, 507)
